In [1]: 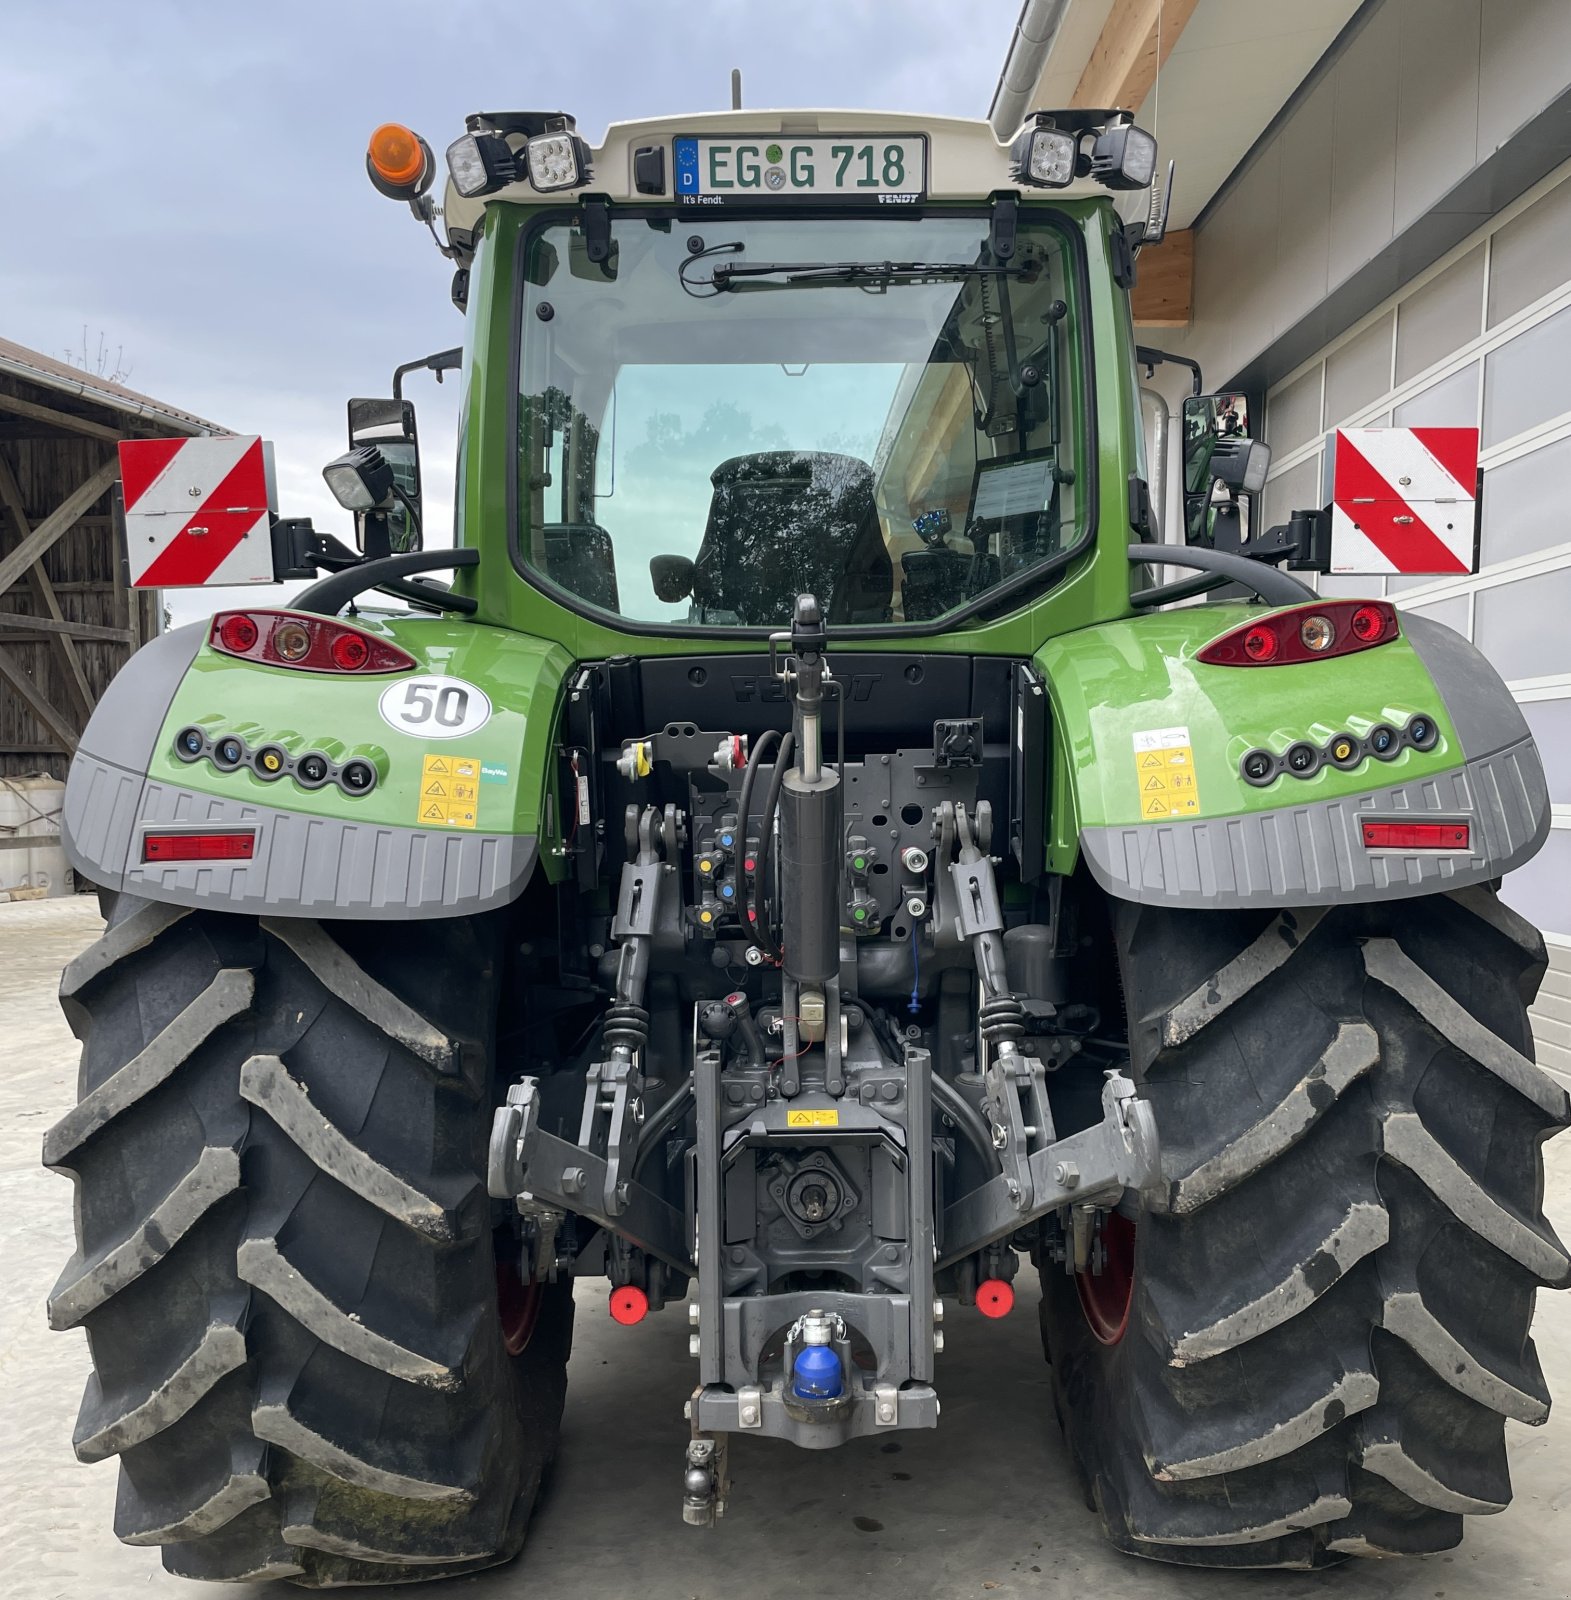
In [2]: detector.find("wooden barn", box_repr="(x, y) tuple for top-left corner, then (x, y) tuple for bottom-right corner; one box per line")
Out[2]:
(0, 338), (222, 782)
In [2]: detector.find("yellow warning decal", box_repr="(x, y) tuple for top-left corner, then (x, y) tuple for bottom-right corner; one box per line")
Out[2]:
(1132, 726), (1202, 819)
(786, 1108), (840, 1128)
(418, 753), (479, 828)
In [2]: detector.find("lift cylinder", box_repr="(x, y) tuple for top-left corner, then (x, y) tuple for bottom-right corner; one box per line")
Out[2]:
(779, 769), (842, 983)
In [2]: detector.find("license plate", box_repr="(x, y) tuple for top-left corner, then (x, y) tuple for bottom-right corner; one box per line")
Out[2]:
(672, 136), (926, 205)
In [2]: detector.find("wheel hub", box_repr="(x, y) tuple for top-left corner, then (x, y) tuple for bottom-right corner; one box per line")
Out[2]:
(1076, 1211), (1136, 1345)
(496, 1260), (543, 1355)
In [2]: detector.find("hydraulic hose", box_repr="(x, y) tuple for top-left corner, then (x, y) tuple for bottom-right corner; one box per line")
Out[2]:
(750, 729), (795, 956)
(735, 728), (780, 863)
(931, 1071), (1003, 1175)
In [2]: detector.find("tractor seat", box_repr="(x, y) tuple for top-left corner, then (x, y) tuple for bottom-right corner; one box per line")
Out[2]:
(690, 451), (892, 626)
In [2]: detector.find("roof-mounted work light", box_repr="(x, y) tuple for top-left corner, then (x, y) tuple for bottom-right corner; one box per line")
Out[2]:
(526, 124), (590, 192)
(1010, 123), (1078, 188)
(1090, 120), (1158, 191)
(448, 112), (592, 196)
(1010, 111), (1159, 193)
(446, 131), (518, 198)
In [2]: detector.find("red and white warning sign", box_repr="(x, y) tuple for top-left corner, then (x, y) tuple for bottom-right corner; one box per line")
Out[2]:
(119, 435), (276, 588)
(1328, 427), (1480, 576)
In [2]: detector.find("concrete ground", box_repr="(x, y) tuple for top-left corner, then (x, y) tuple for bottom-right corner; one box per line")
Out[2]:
(4, 896), (1570, 1600)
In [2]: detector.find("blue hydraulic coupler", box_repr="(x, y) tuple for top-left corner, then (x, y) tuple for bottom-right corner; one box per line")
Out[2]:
(792, 1342), (844, 1399)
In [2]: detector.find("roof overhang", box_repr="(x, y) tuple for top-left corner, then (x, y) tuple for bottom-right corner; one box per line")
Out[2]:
(0, 338), (221, 437)
(991, 0), (1363, 230)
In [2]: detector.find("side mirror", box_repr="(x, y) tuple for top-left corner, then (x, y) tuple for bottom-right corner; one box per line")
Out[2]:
(346, 397), (422, 554)
(650, 553), (695, 603)
(1181, 393), (1269, 546)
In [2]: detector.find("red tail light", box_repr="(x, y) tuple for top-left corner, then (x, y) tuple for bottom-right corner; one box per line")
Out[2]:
(143, 830), (256, 862)
(1361, 821), (1470, 851)
(209, 610), (415, 674)
(1197, 600), (1400, 667)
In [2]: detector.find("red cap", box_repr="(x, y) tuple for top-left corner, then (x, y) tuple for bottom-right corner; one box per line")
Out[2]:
(976, 1278), (1015, 1319)
(609, 1285), (649, 1325)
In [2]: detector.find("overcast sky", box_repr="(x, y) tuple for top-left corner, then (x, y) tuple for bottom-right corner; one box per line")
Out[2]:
(1, 0), (1020, 619)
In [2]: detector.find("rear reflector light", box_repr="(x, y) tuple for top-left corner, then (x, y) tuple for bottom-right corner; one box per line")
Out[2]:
(1198, 600), (1400, 667)
(209, 610), (416, 674)
(142, 830), (256, 862)
(1361, 821), (1470, 851)
(976, 1278), (1016, 1318)
(608, 1285), (649, 1325)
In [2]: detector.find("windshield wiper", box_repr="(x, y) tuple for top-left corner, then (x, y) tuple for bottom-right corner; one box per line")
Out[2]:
(711, 259), (1028, 292)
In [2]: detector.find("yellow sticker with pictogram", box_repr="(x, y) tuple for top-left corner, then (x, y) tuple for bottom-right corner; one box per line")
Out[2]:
(418, 753), (479, 828)
(787, 1108), (840, 1128)
(1132, 726), (1202, 819)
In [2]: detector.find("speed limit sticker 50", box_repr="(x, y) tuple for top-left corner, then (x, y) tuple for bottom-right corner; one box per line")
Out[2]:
(378, 676), (493, 740)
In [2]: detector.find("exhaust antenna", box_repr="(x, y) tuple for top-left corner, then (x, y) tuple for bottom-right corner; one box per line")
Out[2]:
(1137, 0), (1174, 251)
(1140, 160), (1176, 250)
(731, 68), (743, 110)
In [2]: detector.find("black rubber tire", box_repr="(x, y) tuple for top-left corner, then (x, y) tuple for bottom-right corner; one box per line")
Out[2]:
(45, 892), (573, 1587)
(1039, 886), (1570, 1568)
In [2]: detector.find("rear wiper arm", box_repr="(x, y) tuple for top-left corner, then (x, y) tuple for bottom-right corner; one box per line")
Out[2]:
(710, 260), (1028, 292)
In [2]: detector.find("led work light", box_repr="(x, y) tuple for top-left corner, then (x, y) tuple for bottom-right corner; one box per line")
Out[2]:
(446, 131), (518, 198)
(322, 446), (395, 513)
(526, 129), (588, 192)
(1010, 125), (1078, 187)
(1010, 112), (1159, 193)
(1090, 121), (1159, 191)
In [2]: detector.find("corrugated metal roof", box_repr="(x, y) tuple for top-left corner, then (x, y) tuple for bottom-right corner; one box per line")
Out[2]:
(0, 336), (224, 436)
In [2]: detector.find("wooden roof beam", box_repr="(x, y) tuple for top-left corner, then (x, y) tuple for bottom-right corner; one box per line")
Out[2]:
(0, 389), (124, 443)
(0, 611), (133, 643)
(1072, 0), (1200, 111)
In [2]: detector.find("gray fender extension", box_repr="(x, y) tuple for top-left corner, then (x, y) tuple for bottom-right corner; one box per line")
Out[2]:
(1079, 615), (1550, 910)
(60, 624), (536, 920)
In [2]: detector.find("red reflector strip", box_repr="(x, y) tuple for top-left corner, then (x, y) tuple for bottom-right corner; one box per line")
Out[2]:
(142, 831), (256, 862)
(1361, 821), (1470, 851)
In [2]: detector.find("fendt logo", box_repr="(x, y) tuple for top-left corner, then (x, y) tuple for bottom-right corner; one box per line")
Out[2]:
(731, 674), (883, 702)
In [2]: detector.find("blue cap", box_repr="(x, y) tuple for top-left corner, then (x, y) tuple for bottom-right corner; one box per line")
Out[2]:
(791, 1343), (843, 1400)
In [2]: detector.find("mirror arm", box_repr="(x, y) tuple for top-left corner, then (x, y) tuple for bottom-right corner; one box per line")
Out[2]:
(1136, 345), (1203, 396)
(392, 346), (463, 401)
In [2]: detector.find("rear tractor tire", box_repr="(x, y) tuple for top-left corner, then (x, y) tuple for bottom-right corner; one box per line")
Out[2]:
(45, 892), (572, 1587)
(1040, 886), (1570, 1568)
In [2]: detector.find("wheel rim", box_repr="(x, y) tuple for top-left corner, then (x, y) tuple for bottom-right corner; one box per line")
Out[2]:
(1076, 1211), (1136, 1345)
(496, 1260), (543, 1356)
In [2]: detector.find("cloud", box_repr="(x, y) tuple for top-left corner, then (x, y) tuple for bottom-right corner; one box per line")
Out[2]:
(3, 0), (1019, 628)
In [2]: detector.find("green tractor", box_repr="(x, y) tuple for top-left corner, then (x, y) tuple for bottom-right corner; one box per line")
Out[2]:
(46, 105), (1566, 1585)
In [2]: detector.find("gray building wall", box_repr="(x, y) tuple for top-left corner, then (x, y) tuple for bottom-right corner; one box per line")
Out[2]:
(1150, 0), (1571, 1074)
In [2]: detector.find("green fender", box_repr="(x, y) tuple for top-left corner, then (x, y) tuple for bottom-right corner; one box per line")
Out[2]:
(1034, 605), (1549, 909)
(61, 613), (575, 919)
